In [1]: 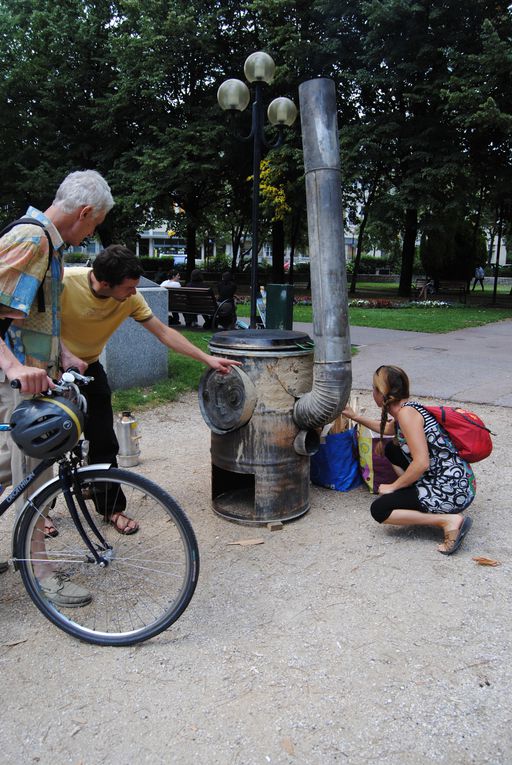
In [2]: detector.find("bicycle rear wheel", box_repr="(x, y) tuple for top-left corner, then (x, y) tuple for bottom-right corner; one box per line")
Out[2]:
(15, 467), (199, 646)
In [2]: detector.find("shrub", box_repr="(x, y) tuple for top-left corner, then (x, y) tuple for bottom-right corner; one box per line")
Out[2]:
(206, 254), (232, 272)
(351, 255), (392, 275)
(137, 256), (175, 274)
(64, 252), (89, 263)
(488, 263), (512, 276)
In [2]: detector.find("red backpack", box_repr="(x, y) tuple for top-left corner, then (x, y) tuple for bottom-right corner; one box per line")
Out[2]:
(425, 406), (493, 463)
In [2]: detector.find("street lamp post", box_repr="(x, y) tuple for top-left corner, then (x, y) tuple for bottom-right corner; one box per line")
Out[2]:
(217, 52), (297, 328)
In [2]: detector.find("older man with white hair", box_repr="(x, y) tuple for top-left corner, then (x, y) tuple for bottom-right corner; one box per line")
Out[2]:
(0, 169), (114, 605)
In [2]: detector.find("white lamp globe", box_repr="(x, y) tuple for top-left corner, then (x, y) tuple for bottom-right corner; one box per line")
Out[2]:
(267, 97), (298, 127)
(217, 79), (250, 111)
(244, 52), (275, 84)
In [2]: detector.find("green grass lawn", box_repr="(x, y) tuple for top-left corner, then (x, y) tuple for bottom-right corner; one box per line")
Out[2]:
(237, 302), (511, 331)
(348, 306), (511, 331)
(352, 281), (511, 294)
(112, 330), (211, 412)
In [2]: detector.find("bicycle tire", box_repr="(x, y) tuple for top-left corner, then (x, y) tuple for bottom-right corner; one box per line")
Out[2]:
(15, 467), (199, 646)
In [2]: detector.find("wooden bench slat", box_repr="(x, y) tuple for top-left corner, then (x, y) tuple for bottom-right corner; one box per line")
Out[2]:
(436, 280), (467, 303)
(438, 281), (466, 289)
(166, 287), (219, 316)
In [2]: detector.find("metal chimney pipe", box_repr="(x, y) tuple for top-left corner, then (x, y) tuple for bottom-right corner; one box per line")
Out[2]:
(293, 78), (352, 430)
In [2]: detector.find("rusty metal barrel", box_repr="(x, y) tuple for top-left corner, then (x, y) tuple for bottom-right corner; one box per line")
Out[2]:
(199, 329), (317, 525)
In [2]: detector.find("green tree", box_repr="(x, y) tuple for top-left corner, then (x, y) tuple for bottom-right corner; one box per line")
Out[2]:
(0, 0), (116, 225)
(442, 15), (512, 287)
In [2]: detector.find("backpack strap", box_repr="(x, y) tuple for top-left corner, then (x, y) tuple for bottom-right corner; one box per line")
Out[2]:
(0, 218), (54, 338)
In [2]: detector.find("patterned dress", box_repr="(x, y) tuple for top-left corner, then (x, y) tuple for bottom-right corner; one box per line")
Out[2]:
(396, 401), (476, 513)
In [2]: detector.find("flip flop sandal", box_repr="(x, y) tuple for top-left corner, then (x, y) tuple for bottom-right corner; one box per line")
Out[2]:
(44, 516), (59, 539)
(110, 512), (139, 535)
(439, 516), (473, 556)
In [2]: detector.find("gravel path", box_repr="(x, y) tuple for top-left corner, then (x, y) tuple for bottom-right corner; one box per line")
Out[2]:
(1, 389), (511, 764)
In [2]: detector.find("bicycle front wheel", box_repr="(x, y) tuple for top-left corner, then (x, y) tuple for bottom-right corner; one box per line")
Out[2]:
(15, 467), (199, 646)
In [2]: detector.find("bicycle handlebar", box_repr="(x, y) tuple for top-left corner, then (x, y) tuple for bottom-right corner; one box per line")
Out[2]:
(10, 369), (94, 394)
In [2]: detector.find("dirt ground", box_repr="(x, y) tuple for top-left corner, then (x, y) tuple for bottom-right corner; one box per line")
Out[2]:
(1, 389), (511, 765)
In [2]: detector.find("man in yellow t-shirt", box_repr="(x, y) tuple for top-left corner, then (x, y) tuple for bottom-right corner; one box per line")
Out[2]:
(61, 245), (240, 533)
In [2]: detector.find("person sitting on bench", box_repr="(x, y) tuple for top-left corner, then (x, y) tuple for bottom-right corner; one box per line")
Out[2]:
(185, 269), (209, 328)
(216, 271), (238, 330)
(161, 271), (182, 325)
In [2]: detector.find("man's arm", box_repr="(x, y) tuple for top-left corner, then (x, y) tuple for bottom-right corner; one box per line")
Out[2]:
(141, 316), (241, 374)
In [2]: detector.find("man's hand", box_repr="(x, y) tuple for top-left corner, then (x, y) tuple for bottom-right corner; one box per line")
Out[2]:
(59, 343), (88, 375)
(206, 355), (242, 375)
(7, 364), (54, 395)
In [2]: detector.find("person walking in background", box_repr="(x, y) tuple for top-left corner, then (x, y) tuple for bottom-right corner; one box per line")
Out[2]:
(472, 265), (485, 291)
(0, 169), (113, 605)
(343, 365), (475, 555)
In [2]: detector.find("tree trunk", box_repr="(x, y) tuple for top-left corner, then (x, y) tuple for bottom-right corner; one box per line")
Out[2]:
(349, 207), (370, 295)
(398, 208), (418, 297)
(492, 201), (504, 305)
(231, 223), (244, 272)
(487, 229), (495, 266)
(348, 177), (379, 294)
(186, 222), (197, 279)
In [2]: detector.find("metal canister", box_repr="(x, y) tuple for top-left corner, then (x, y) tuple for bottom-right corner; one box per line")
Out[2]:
(115, 410), (141, 467)
(199, 329), (316, 525)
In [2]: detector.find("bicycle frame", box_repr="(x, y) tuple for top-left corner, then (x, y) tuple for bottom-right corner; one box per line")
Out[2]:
(0, 454), (54, 520)
(0, 440), (115, 568)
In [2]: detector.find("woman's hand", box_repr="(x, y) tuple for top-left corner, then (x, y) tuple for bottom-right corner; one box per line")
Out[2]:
(378, 483), (398, 495)
(342, 406), (357, 420)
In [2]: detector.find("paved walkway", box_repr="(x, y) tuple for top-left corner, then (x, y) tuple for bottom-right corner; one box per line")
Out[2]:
(294, 319), (512, 406)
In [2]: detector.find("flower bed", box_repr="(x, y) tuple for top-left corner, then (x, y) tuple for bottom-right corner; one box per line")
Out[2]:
(350, 299), (452, 309)
(235, 296), (453, 309)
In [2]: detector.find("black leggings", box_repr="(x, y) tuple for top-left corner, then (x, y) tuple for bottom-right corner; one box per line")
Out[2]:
(370, 441), (423, 523)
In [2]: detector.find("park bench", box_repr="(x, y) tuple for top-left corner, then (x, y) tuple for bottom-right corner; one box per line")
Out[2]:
(436, 280), (468, 304)
(166, 286), (236, 328)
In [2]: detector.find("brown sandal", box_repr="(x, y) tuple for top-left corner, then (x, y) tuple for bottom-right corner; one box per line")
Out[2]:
(438, 516), (472, 556)
(109, 512), (139, 535)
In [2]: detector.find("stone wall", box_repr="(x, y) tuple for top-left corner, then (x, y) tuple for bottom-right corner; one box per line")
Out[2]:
(100, 276), (169, 391)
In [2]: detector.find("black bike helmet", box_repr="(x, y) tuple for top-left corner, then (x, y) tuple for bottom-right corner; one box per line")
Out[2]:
(10, 396), (84, 460)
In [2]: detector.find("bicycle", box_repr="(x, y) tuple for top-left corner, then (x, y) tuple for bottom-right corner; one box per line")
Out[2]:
(1, 371), (199, 646)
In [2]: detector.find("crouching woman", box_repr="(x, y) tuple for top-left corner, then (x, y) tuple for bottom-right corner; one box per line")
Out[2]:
(343, 365), (475, 555)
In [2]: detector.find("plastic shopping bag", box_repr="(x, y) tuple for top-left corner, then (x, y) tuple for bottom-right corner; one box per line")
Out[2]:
(310, 426), (362, 492)
(357, 426), (397, 494)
